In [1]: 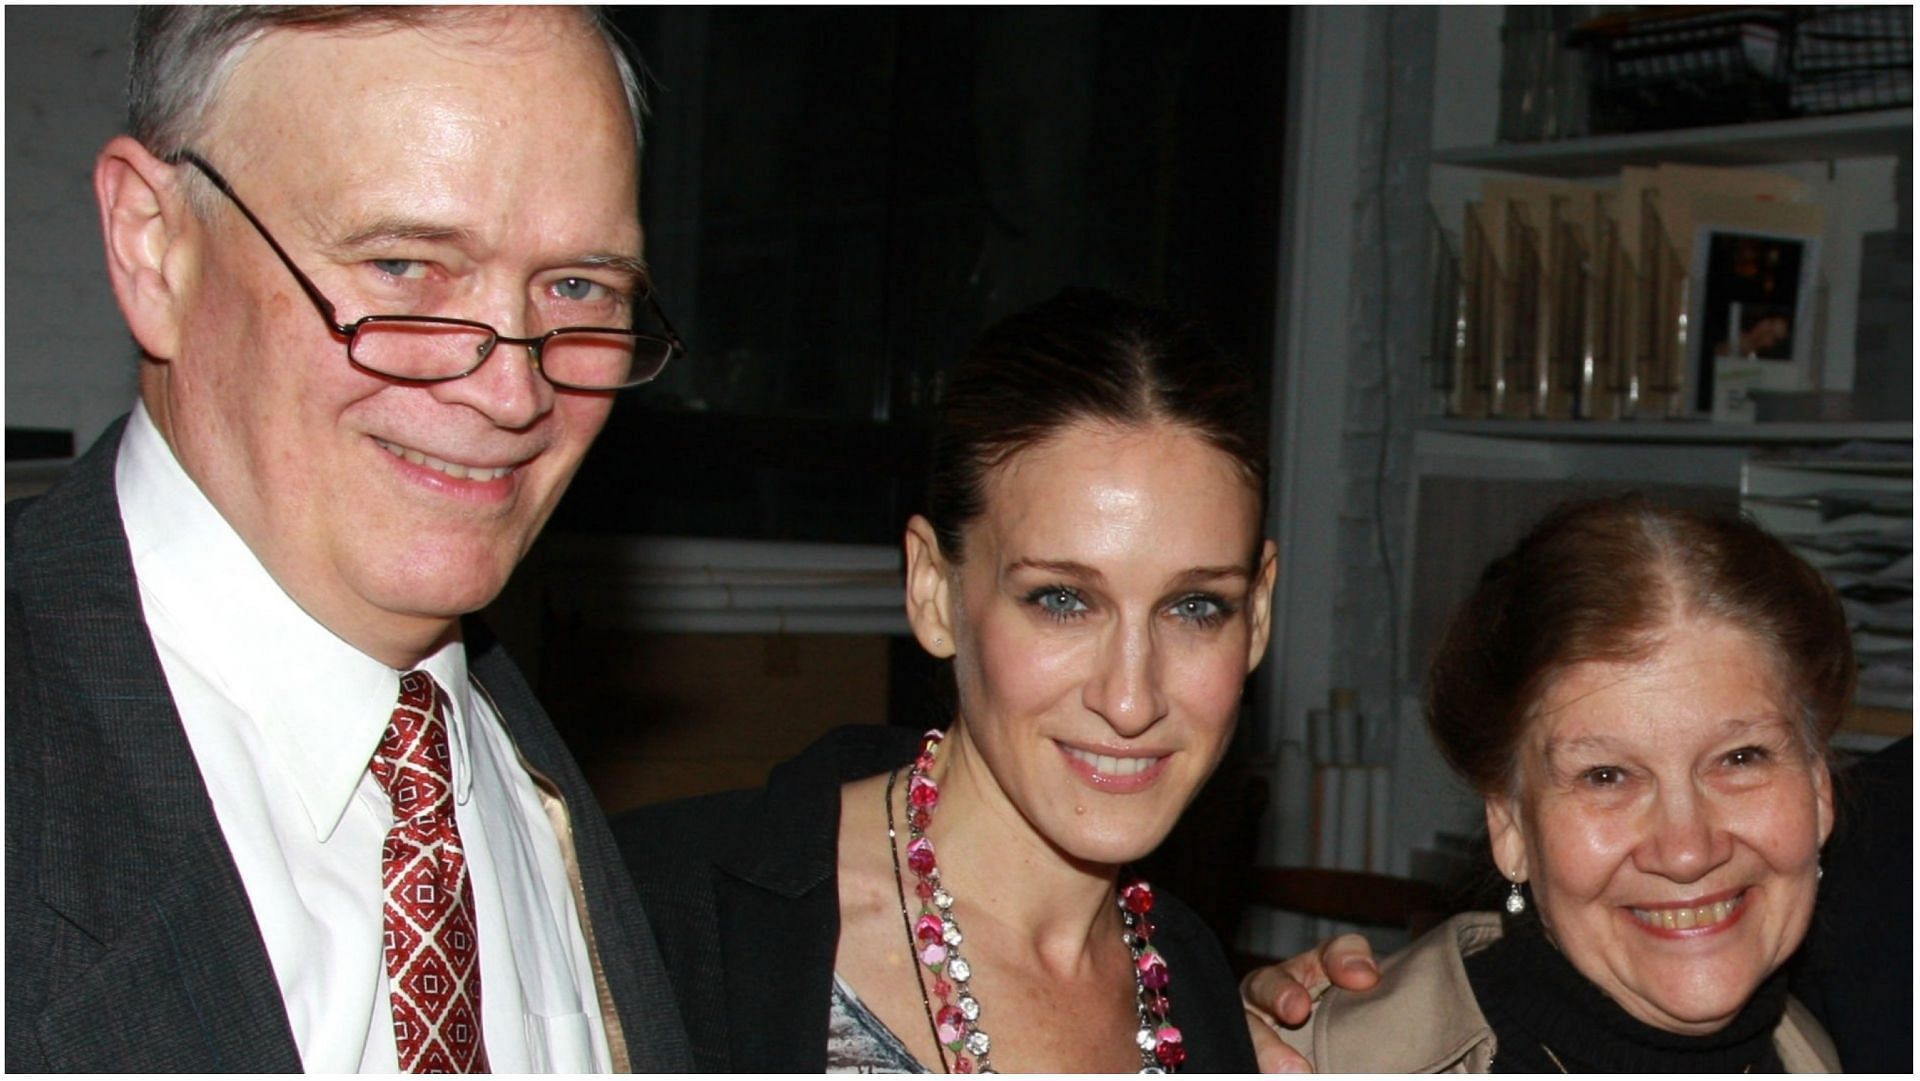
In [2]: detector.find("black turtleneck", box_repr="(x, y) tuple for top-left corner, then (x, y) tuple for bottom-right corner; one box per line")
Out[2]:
(1463, 915), (1789, 1073)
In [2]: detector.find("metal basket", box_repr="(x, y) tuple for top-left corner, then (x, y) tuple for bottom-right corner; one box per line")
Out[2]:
(1570, 7), (1795, 134)
(1790, 6), (1912, 115)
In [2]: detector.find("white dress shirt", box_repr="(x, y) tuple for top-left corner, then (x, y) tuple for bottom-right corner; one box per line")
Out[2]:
(116, 404), (613, 1072)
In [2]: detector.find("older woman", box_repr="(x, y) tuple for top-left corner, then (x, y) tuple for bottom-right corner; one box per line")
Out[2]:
(1276, 494), (1845, 1072)
(616, 289), (1326, 1071)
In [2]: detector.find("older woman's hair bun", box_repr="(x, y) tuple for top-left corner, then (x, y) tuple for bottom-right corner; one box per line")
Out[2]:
(1425, 492), (1855, 795)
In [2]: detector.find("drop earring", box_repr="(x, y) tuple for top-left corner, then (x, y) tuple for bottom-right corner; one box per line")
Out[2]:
(1505, 877), (1527, 916)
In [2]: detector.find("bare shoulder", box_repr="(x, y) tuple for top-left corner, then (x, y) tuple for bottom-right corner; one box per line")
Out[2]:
(832, 771), (944, 1066)
(835, 772), (902, 927)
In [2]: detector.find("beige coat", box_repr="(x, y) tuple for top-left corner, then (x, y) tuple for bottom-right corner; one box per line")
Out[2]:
(1278, 912), (1840, 1073)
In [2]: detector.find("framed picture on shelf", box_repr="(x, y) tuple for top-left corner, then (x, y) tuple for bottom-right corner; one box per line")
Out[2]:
(1685, 197), (1824, 423)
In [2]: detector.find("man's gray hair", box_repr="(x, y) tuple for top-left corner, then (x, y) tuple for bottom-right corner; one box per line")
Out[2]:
(128, 6), (648, 162)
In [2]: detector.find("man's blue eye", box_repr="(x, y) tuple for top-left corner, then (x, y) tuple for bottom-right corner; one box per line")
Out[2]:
(370, 259), (426, 280)
(554, 277), (605, 302)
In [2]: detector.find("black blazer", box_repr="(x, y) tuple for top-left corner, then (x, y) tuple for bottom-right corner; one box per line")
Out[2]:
(615, 724), (1259, 1073)
(5, 417), (692, 1072)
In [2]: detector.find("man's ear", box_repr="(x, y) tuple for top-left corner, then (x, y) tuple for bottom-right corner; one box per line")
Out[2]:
(1485, 795), (1529, 883)
(903, 515), (956, 659)
(96, 135), (194, 361)
(1245, 538), (1279, 671)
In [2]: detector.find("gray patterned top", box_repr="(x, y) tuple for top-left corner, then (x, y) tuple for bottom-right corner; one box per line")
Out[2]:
(827, 973), (929, 1074)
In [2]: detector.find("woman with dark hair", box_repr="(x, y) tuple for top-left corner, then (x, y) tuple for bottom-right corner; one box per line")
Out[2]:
(614, 289), (1288, 1071)
(1275, 494), (1846, 1072)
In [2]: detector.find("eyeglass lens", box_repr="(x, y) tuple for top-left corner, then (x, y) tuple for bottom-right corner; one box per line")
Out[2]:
(349, 321), (673, 389)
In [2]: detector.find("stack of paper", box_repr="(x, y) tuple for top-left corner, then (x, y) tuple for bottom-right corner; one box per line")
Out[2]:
(1743, 444), (1913, 711)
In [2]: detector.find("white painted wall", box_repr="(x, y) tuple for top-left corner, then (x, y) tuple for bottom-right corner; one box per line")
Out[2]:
(5, 6), (141, 453)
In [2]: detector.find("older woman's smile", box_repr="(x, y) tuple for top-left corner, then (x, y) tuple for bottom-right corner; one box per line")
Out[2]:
(1626, 888), (1750, 936)
(1491, 618), (1833, 1034)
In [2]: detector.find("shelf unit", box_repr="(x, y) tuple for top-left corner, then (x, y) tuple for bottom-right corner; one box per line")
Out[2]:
(1418, 418), (1911, 444)
(1426, 107), (1910, 407)
(1430, 108), (1913, 177)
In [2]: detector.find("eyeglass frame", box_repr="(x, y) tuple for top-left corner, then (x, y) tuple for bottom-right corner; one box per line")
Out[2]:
(168, 149), (684, 391)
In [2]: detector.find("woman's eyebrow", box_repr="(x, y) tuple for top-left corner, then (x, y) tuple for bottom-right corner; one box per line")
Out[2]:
(1008, 558), (1103, 582)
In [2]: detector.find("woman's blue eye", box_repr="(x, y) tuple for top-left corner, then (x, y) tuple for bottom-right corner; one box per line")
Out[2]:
(1175, 595), (1221, 622)
(1172, 596), (1226, 624)
(1031, 588), (1087, 618)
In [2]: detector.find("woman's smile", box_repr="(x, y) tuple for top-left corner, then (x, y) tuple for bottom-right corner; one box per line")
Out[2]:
(927, 419), (1276, 868)
(1624, 888), (1750, 937)
(1494, 618), (1833, 1033)
(1056, 741), (1171, 792)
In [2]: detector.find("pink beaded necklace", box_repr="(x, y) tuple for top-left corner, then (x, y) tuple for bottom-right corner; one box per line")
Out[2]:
(884, 727), (1187, 1073)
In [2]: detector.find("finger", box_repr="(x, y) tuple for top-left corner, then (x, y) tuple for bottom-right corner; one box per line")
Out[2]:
(1246, 1007), (1313, 1073)
(1241, 964), (1311, 1024)
(1241, 966), (1316, 1027)
(1320, 933), (1382, 991)
(1274, 948), (1327, 991)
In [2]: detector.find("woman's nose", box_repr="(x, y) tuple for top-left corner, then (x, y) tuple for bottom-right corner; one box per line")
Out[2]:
(1634, 783), (1732, 884)
(1081, 619), (1169, 737)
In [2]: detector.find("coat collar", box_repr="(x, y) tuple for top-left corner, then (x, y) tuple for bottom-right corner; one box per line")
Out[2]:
(714, 724), (923, 897)
(1311, 911), (1503, 1072)
(1309, 911), (1840, 1073)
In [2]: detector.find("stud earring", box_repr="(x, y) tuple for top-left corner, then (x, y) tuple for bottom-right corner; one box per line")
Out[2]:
(1505, 878), (1527, 916)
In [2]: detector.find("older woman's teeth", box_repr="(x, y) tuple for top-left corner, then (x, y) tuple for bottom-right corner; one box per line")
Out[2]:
(1631, 896), (1741, 930)
(376, 438), (513, 481)
(1064, 747), (1160, 777)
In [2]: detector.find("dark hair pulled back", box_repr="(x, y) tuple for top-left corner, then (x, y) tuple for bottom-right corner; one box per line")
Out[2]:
(924, 288), (1268, 563)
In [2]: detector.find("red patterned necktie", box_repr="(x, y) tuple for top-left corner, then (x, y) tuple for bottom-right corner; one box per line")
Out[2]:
(371, 670), (488, 1073)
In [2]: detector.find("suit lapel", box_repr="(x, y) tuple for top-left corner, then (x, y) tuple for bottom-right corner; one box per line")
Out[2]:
(14, 420), (301, 1070)
(466, 620), (695, 1070)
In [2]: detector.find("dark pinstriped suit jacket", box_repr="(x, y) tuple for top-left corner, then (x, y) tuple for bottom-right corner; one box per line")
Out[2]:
(5, 416), (691, 1072)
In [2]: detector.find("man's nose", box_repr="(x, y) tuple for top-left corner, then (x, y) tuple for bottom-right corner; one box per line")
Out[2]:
(430, 303), (555, 428)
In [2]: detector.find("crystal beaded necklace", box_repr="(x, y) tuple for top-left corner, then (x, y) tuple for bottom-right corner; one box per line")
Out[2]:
(884, 728), (1186, 1073)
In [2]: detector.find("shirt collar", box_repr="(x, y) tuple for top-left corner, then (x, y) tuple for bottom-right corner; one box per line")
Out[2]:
(116, 402), (475, 841)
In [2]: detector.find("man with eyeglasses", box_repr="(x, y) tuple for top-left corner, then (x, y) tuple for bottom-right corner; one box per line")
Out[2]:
(6, 8), (691, 1072)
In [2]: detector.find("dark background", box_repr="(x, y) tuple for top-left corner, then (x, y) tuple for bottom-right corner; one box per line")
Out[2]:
(557, 7), (1291, 545)
(535, 9), (1296, 944)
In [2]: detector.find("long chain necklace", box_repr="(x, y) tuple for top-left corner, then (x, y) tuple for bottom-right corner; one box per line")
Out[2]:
(884, 727), (1186, 1073)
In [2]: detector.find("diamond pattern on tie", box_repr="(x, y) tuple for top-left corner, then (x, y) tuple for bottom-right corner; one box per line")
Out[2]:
(372, 670), (488, 1073)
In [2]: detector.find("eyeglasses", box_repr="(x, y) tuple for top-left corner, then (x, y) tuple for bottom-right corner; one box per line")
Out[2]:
(171, 151), (684, 391)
